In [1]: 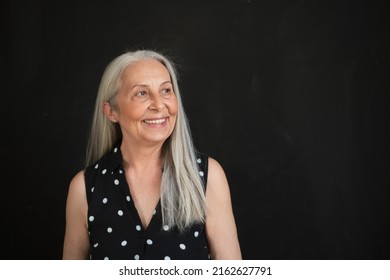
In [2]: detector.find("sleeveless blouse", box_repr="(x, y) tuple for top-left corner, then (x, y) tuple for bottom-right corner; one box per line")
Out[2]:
(84, 146), (210, 260)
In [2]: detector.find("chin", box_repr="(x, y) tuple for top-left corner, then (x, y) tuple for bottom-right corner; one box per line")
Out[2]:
(142, 134), (171, 145)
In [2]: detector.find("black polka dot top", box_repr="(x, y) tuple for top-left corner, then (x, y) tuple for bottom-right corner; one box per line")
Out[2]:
(84, 146), (210, 260)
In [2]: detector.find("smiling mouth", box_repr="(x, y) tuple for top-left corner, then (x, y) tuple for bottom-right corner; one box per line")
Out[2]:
(143, 118), (167, 125)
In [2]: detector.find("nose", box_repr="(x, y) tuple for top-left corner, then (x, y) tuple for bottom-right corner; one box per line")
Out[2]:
(148, 93), (165, 112)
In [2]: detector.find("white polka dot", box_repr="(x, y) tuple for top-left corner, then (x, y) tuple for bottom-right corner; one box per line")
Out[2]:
(136, 225), (141, 231)
(119, 170), (123, 174)
(164, 256), (171, 260)
(163, 225), (169, 231)
(93, 243), (98, 248)
(121, 240), (127, 246)
(134, 254), (140, 260)
(146, 239), (153, 245)
(118, 210), (123, 216)
(104, 257), (109, 260)
(107, 227), (112, 233)
(179, 243), (186, 250)
(199, 171), (204, 177)
(94, 163), (99, 169)
(197, 158), (202, 163)
(102, 198), (108, 204)
(114, 179), (119, 185)
(126, 196), (131, 202)
(194, 231), (199, 237)
(114, 147), (118, 153)
(91, 187), (94, 193)
(153, 209), (156, 215)
(102, 169), (107, 174)
(89, 216), (94, 222)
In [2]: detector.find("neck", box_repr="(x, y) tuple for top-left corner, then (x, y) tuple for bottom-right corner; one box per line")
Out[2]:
(120, 138), (164, 173)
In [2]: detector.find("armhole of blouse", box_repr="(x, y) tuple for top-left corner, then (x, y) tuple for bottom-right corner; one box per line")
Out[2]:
(196, 153), (209, 192)
(203, 155), (209, 190)
(83, 166), (93, 203)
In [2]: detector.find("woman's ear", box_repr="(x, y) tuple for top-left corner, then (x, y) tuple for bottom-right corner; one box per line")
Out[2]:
(103, 102), (119, 123)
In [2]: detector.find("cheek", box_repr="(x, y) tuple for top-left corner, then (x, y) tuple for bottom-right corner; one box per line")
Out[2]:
(120, 103), (147, 120)
(167, 98), (179, 115)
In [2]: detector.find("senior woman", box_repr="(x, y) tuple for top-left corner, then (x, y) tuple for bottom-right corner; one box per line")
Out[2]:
(63, 50), (241, 260)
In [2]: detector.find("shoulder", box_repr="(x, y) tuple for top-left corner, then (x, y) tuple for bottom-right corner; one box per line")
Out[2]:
(83, 150), (115, 191)
(206, 157), (229, 193)
(208, 157), (225, 177)
(65, 170), (88, 231)
(84, 146), (121, 178)
(67, 170), (87, 205)
(205, 157), (232, 208)
(194, 152), (209, 186)
(194, 152), (209, 170)
(70, 170), (85, 186)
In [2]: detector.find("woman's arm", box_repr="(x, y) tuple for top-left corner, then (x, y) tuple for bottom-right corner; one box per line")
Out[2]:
(205, 158), (242, 260)
(62, 171), (90, 259)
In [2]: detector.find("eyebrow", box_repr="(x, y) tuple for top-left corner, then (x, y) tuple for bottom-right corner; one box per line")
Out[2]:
(131, 81), (172, 90)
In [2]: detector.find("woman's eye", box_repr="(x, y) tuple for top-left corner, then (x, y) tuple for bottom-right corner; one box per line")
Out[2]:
(132, 90), (149, 101)
(136, 91), (148, 97)
(162, 88), (173, 95)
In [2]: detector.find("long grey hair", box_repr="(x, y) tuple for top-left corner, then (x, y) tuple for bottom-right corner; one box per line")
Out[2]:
(85, 50), (206, 231)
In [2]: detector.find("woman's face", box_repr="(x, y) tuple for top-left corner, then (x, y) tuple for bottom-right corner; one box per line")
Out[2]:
(110, 59), (178, 147)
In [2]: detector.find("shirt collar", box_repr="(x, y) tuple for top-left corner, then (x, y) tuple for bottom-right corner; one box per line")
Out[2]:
(104, 145), (123, 174)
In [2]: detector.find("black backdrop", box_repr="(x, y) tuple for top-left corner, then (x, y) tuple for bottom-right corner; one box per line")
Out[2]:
(3, 0), (389, 259)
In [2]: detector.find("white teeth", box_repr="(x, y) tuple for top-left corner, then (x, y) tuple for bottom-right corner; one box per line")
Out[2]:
(144, 118), (166, 124)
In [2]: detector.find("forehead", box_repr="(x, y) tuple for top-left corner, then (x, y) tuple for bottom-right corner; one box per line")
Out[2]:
(121, 59), (171, 85)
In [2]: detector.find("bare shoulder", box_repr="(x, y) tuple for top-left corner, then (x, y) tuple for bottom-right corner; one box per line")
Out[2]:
(69, 170), (86, 193)
(66, 170), (87, 220)
(208, 157), (225, 174)
(206, 157), (229, 193)
(205, 157), (231, 212)
(66, 170), (88, 209)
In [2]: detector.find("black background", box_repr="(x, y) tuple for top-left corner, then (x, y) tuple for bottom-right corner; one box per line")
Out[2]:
(2, 0), (389, 259)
